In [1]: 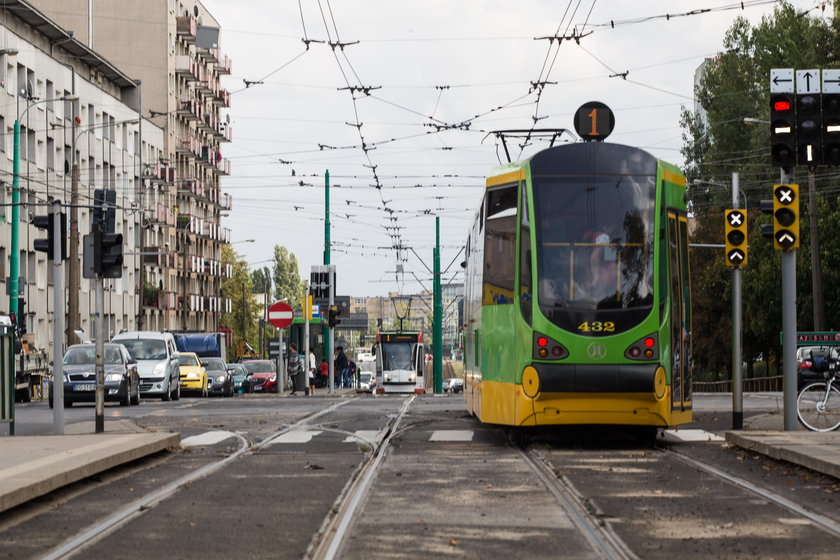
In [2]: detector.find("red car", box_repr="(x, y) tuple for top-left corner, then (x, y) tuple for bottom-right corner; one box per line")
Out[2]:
(242, 360), (278, 392)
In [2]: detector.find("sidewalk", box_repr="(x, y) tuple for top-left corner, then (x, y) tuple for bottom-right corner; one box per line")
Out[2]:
(724, 411), (840, 480)
(0, 420), (179, 513)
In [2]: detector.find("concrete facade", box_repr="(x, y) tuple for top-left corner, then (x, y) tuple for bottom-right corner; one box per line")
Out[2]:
(0, 1), (166, 359)
(33, 0), (233, 333)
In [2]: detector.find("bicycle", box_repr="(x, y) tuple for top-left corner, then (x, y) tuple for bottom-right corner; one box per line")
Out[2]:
(796, 360), (840, 431)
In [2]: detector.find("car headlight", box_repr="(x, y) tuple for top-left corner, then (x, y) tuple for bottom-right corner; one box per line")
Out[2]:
(269, 375), (276, 382)
(105, 373), (122, 383)
(216, 375), (225, 383)
(63, 374), (70, 382)
(153, 362), (167, 376)
(409, 374), (416, 382)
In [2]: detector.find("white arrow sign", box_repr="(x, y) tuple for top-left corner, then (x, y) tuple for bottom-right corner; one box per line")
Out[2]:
(728, 249), (745, 263)
(796, 69), (821, 94)
(770, 68), (794, 93)
(824, 69), (840, 94)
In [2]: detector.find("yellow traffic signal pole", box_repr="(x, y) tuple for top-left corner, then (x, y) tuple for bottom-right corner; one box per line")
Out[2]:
(779, 177), (798, 431)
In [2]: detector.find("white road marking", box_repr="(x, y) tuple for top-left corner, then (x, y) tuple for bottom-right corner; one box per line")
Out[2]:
(180, 430), (236, 447)
(429, 430), (474, 441)
(265, 430), (322, 444)
(661, 429), (724, 442)
(343, 430), (381, 444)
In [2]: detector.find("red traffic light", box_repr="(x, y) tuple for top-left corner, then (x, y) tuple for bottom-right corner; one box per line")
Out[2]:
(773, 100), (791, 111)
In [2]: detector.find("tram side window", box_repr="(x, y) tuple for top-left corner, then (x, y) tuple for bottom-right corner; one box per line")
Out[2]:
(483, 185), (517, 305)
(519, 183), (532, 323)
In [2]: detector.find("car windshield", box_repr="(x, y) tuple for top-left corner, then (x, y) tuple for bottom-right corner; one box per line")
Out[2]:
(64, 346), (123, 365)
(178, 354), (199, 366)
(119, 339), (167, 360)
(203, 359), (225, 371)
(243, 361), (274, 374)
(360, 373), (372, 382)
(227, 365), (245, 375)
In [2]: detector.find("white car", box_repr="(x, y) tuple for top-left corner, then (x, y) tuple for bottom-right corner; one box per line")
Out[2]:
(358, 372), (376, 392)
(443, 378), (462, 392)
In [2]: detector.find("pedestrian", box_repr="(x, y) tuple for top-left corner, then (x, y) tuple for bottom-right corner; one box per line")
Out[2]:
(348, 359), (357, 389)
(308, 348), (317, 395)
(335, 346), (349, 388)
(318, 358), (329, 388)
(288, 343), (303, 395)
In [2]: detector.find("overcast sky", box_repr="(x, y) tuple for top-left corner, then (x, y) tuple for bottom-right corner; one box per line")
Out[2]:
(200, 0), (827, 298)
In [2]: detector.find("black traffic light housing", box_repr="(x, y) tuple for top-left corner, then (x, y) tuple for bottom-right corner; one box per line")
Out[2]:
(328, 306), (340, 328)
(772, 183), (800, 250)
(770, 93), (796, 169)
(724, 209), (748, 267)
(93, 189), (116, 233)
(32, 212), (67, 260)
(823, 93), (840, 165)
(93, 231), (124, 278)
(796, 92), (823, 166)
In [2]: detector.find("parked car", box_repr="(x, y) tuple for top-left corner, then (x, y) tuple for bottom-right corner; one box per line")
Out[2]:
(450, 378), (464, 393)
(50, 344), (140, 408)
(203, 357), (234, 396)
(227, 363), (252, 393)
(797, 346), (839, 389)
(241, 360), (278, 392)
(112, 331), (181, 401)
(178, 352), (208, 397)
(357, 372), (376, 392)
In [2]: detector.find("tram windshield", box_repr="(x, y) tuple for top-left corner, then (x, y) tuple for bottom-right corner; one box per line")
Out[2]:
(382, 342), (414, 371)
(531, 144), (657, 335)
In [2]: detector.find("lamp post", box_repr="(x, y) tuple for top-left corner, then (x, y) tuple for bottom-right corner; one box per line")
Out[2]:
(9, 94), (78, 327)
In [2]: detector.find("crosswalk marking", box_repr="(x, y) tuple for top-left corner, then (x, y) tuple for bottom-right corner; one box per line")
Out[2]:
(661, 429), (724, 442)
(343, 430), (381, 444)
(266, 430), (322, 445)
(429, 430), (474, 442)
(181, 430), (236, 447)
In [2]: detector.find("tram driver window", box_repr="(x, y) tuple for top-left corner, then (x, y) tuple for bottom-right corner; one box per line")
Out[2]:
(483, 185), (517, 305)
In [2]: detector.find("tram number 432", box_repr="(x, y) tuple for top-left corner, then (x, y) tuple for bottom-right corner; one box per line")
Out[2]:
(577, 321), (615, 333)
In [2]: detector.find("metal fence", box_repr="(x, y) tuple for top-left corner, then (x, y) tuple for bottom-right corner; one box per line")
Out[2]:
(693, 375), (783, 393)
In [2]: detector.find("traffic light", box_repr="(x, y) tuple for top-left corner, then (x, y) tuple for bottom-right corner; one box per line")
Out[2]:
(796, 93), (823, 166)
(724, 209), (748, 267)
(772, 183), (799, 250)
(16, 299), (25, 335)
(32, 212), (66, 260)
(328, 306), (340, 328)
(823, 93), (840, 165)
(93, 188), (116, 233)
(770, 93), (796, 168)
(94, 231), (124, 278)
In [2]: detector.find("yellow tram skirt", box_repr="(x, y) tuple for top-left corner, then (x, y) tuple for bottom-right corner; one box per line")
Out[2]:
(476, 379), (691, 427)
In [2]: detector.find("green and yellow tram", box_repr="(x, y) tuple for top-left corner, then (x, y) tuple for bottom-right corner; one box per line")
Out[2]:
(463, 140), (692, 428)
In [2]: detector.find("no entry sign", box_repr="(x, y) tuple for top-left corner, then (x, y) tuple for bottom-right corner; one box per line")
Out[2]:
(268, 301), (294, 329)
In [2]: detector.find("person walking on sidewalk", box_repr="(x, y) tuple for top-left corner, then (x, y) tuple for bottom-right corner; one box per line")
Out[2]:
(288, 343), (303, 395)
(335, 346), (349, 388)
(308, 348), (317, 395)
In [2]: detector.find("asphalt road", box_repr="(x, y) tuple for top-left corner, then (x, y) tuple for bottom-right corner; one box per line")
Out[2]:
(2, 392), (839, 559)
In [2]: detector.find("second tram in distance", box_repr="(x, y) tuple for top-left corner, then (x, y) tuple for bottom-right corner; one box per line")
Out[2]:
(463, 139), (692, 428)
(373, 331), (426, 394)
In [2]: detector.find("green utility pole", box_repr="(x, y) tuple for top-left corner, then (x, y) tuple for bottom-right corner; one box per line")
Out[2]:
(324, 170), (333, 392)
(433, 217), (442, 393)
(9, 119), (20, 320)
(324, 169), (330, 266)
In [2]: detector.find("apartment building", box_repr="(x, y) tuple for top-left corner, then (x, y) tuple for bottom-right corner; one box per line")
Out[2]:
(33, 0), (234, 333)
(0, 0), (165, 355)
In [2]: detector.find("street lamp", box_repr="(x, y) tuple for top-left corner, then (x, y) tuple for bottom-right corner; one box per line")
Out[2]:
(9, 94), (78, 326)
(743, 117), (770, 125)
(231, 239), (255, 245)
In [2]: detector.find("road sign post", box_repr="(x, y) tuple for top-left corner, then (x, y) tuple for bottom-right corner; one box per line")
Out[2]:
(269, 302), (293, 394)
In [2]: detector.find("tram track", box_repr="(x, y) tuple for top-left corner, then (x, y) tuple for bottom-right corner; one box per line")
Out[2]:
(659, 445), (840, 539)
(40, 400), (352, 560)
(308, 395), (416, 560)
(520, 445), (639, 560)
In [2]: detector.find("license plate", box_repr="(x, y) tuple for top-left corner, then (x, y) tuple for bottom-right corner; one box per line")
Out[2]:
(74, 384), (95, 391)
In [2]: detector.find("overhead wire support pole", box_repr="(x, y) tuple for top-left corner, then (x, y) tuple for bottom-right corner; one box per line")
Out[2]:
(433, 217), (442, 394)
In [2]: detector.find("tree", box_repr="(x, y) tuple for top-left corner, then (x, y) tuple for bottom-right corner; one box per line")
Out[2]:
(251, 266), (272, 295)
(272, 245), (305, 310)
(681, 4), (840, 380)
(221, 245), (261, 356)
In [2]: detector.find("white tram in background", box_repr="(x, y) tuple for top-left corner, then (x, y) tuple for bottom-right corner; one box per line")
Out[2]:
(372, 332), (425, 394)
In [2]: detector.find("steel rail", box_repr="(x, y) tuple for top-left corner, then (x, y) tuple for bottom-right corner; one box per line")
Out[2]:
(520, 447), (639, 560)
(309, 395), (416, 560)
(663, 447), (840, 539)
(42, 400), (351, 560)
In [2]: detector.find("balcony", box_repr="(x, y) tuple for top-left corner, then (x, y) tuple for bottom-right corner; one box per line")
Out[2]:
(198, 46), (219, 65)
(216, 54), (232, 75)
(174, 55), (199, 80)
(213, 87), (230, 107)
(176, 136), (201, 157)
(220, 192), (232, 210)
(177, 96), (201, 122)
(176, 16), (197, 42)
(216, 157), (230, 176)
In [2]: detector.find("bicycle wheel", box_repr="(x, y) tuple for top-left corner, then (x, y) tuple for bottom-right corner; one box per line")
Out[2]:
(797, 382), (840, 431)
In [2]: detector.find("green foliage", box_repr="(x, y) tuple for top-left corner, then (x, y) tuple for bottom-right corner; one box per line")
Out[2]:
(251, 266), (272, 294)
(272, 245), (305, 310)
(682, 4), (840, 380)
(221, 245), (261, 352)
